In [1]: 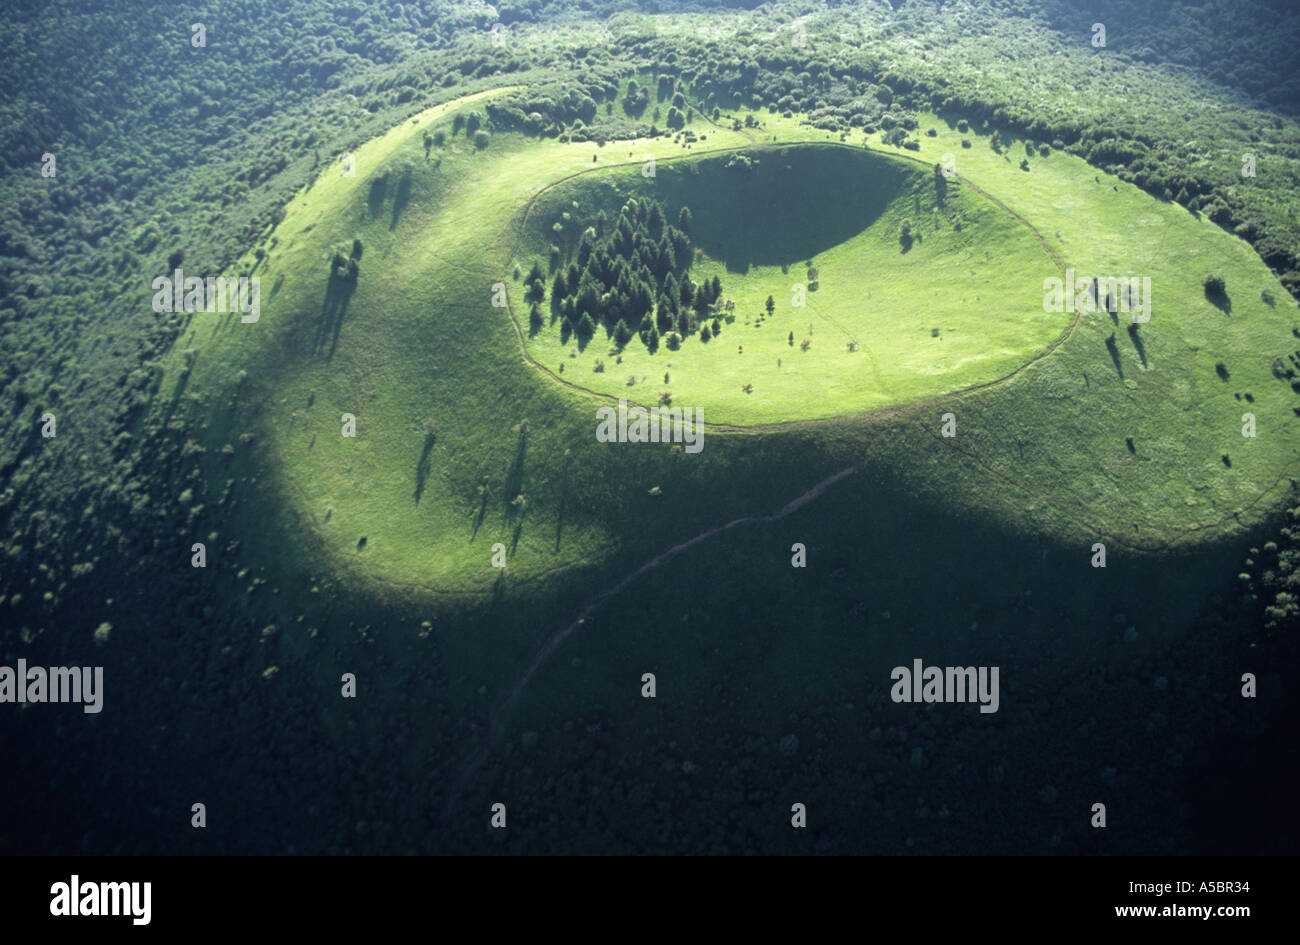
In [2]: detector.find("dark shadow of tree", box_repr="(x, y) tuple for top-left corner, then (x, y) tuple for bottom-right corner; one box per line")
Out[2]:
(471, 479), (490, 541)
(1127, 322), (1148, 368)
(1207, 286), (1232, 314)
(367, 175), (388, 220)
(390, 171), (413, 231)
(1105, 333), (1124, 379)
(414, 430), (437, 505)
(503, 425), (528, 514)
(313, 269), (356, 360)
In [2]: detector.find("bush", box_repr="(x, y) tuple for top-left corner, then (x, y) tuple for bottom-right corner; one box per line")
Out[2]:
(473, 130), (490, 150)
(1204, 274), (1226, 296)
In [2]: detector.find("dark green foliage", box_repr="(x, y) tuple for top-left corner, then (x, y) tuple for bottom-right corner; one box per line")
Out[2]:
(548, 196), (716, 352)
(331, 250), (359, 282)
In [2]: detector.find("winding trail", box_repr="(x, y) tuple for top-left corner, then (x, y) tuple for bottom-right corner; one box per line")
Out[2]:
(440, 463), (859, 820)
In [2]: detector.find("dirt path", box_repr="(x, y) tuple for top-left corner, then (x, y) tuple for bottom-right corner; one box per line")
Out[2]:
(440, 463), (859, 820)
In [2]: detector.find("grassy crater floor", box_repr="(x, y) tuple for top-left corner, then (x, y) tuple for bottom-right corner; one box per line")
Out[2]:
(519, 143), (1065, 421)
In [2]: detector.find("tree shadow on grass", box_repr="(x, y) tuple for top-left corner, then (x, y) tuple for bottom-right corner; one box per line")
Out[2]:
(503, 425), (528, 513)
(471, 480), (490, 541)
(1207, 286), (1232, 315)
(390, 171), (413, 231)
(1127, 323), (1148, 368)
(313, 270), (356, 360)
(367, 175), (388, 220)
(1105, 333), (1124, 380)
(414, 430), (436, 505)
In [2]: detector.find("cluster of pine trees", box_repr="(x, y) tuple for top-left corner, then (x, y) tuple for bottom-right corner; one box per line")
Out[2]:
(527, 197), (726, 352)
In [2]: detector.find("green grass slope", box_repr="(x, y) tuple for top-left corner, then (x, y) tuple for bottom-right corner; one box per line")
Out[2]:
(161, 89), (1300, 608)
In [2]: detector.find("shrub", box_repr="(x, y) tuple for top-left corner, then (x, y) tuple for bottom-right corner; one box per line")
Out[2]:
(1204, 274), (1226, 296)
